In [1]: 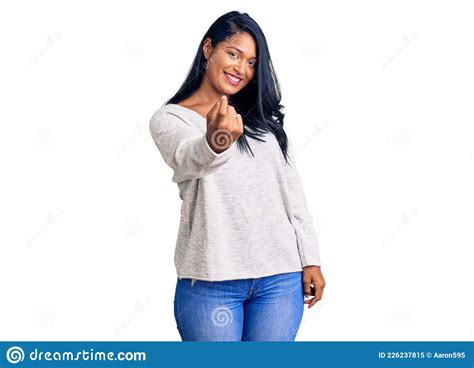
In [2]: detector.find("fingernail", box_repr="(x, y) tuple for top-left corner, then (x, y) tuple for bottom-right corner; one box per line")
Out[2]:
(221, 95), (227, 99)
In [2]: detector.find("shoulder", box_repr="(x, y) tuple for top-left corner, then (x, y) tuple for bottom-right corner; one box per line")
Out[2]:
(150, 103), (174, 121)
(149, 103), (190, 130)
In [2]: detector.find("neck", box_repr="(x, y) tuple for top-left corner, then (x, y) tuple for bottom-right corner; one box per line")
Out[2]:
(190, 76), (228, 109)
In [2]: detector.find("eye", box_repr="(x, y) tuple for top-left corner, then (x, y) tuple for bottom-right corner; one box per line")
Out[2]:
(249, 60), (257, 68)
(228, 51), (238, 59)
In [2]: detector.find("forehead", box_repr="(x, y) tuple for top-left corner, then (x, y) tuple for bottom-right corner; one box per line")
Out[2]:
(222, 32), (257, 58)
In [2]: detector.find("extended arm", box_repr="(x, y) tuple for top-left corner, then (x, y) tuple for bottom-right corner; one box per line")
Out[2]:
(149, 109), (236, 183)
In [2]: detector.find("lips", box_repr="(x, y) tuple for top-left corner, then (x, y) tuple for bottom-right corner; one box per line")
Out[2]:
(224, 71), (243, 86)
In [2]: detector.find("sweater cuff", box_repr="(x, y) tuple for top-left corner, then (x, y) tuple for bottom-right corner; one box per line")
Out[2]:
(296, 226), (322, 269)
(299, 246), (321, 268)
(301, 259), (321, 268)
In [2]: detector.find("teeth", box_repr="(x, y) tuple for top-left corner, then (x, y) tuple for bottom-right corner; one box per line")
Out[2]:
(225, 72), (241, 82)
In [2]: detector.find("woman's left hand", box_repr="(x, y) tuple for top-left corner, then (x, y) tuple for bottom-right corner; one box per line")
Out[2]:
(302, 265), (325, 309)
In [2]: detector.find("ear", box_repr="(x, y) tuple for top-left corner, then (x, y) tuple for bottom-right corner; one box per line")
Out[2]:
(202, 37), (213, 60)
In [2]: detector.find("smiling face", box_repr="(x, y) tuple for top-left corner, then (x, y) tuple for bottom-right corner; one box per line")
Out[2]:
(202, 31), (257, 95)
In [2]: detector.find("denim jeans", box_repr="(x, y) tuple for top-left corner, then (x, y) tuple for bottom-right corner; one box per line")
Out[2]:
(173, 270), (304, 341)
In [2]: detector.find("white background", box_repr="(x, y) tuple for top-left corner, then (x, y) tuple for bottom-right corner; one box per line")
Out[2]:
(0, 0), (473, 341)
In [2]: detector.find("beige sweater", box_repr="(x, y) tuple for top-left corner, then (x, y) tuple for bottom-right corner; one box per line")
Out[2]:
(149, 103), (321, 281)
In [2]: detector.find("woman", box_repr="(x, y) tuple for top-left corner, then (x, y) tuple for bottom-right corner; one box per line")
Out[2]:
(149, 11), (326, 341)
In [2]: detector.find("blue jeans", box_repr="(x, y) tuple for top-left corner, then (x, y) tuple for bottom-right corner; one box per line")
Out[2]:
(173, 271), (304, 341)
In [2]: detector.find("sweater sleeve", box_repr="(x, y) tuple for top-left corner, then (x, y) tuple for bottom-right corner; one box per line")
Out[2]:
(284, 134), (322, 268)
(149, 108), (236, 183)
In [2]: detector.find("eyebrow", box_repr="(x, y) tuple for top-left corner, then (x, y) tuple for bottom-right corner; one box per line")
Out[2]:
(226, 46), (257, 59)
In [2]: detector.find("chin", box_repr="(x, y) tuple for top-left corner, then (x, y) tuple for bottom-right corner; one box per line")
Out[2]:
(220, 85), (239, 95)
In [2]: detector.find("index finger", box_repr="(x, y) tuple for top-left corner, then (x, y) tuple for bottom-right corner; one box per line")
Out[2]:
(219, 95), (228, 116)
(308, 286), (323, 308)
(207, 97), (222, 122)
(303, 278), (312, 297)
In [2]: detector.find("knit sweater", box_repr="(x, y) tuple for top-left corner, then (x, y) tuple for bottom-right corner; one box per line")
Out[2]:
(149, 103), (321, 281)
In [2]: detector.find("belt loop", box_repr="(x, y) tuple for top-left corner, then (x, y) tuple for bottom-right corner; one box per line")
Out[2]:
(191, 278), (196, 287)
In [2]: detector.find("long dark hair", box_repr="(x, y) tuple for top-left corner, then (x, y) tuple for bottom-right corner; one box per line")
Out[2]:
(166, 11), (290, 165)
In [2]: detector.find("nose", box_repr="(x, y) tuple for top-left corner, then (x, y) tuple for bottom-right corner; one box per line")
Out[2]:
(234, 60), (245, 76)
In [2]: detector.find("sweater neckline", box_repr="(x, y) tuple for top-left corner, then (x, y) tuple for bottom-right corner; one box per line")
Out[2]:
(166, 103), (207, 121)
